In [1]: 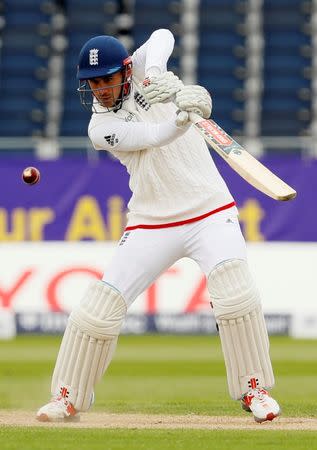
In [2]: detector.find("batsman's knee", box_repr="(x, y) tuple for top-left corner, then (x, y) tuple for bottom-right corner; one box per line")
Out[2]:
(70, 281), (127, 338)
(207, 259), (260, 320)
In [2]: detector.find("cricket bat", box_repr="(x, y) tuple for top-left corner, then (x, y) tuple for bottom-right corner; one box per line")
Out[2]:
(189, 112), (297, 201)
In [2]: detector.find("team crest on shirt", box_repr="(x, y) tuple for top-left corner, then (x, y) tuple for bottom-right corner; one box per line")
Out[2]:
(134, 92), (151, 111)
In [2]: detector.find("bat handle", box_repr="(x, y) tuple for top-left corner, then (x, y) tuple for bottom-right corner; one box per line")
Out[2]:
(188, 112), (204, 124)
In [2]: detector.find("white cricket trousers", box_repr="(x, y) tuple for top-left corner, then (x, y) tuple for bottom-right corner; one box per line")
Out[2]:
(102, 211), (247, 307)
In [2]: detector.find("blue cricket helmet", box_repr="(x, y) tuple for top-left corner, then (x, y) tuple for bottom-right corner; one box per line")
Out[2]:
(77, 35), (133, 112)
(77, 35), (130, 80)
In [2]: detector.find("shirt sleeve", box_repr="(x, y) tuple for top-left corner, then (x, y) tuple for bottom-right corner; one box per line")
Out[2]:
(88, 116), (191, 152)
(132, 29), (175, 81)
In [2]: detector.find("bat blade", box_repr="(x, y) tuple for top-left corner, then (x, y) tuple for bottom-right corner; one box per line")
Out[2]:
(190, 114), (297, 201)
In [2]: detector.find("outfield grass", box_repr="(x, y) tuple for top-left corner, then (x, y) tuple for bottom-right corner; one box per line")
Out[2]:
(1, 428), (317, 450)
(0, 335), (316, 449)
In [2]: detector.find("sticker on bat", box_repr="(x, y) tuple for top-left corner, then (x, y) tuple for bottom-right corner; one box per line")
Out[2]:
(196, 120), (243, 156)
(197, 120), (233, 146)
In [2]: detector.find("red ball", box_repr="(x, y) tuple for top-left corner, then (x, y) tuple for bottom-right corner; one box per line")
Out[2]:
(22, 167), (40, 185)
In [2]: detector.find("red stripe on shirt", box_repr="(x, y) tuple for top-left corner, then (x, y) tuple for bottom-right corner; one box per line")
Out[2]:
(125, 201), (236, 231)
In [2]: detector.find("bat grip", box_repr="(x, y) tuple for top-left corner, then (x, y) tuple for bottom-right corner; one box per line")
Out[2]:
(188, 112), (203, 124)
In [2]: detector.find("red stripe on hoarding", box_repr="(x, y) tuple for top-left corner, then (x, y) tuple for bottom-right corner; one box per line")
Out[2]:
(125, 202), (236, 231)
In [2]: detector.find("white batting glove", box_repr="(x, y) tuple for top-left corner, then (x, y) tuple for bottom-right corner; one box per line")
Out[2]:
(175, 85), (212, 119)
(142, 71), (183, 104)
(175, 110), (189, 127)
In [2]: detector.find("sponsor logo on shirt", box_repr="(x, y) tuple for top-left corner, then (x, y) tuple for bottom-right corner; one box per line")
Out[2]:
(104, 134), (119, 146)
(125, 112), (135, 122)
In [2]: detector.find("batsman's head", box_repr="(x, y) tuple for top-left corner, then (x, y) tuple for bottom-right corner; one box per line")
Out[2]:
(77, 35), (132, 112)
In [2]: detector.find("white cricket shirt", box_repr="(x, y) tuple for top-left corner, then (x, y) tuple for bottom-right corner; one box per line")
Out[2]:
(88, 29), (237, 229)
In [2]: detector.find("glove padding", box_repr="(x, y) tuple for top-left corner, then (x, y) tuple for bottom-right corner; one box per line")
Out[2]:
(176, 110), (190, 127)
(142, 71), (183, 104)
(175, 85), (212, 119)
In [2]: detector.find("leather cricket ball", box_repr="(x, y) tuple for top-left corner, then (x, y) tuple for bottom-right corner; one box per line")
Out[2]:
(22, 166), (40, 185)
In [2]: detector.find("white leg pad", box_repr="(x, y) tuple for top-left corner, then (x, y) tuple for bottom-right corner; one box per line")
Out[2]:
(51, 280), (127, 411)
(208, 259), (274, 400)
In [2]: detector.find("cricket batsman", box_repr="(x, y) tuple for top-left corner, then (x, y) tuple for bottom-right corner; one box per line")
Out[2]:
(37, 29), (280, 423)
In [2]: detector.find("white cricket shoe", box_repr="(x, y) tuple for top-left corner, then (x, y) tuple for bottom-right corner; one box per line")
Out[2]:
(36, 395), (79, 422)
(241, 388), (281, 423)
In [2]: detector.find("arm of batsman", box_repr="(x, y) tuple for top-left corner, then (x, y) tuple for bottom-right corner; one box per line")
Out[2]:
(141, 71), (183, 104)
(175, 85), (212, 120)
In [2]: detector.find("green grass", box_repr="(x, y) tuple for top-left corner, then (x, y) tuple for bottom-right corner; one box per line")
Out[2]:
(1, 428), (317, 450)
(0, 335), (316, 449)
